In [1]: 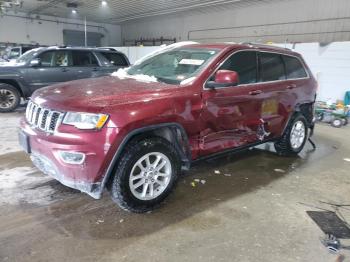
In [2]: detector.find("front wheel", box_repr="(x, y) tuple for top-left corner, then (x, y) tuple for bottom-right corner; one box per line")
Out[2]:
(331, 118), (343, 128)
(274, 114), (308, 156)
(0, 84), (20, 112)
(109, 137), (181, 213)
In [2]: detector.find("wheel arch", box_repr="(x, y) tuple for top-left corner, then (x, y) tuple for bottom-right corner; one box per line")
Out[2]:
(100, 123), (191, 195)
(0, 79), (25, 98)
(280, 102), (315, 138)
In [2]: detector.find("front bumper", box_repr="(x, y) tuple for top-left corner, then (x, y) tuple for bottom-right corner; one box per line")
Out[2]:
(30, 152), (102, 198)
(19, 117), (120, 199)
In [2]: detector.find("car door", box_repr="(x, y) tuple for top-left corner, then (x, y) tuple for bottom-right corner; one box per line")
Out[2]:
(257, 52), (290, 137)
(22, 50), (75, 92)
(69, 50), (101, 79)
(281, 54), (310, 126)
(200, 50), (267, 156)
(95, 51), (129, 75)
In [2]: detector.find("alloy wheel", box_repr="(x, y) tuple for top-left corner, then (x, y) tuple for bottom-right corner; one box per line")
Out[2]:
(129, 152), (172, 201)
(290, 120), (306, 149)
(0, 89), (17, 109)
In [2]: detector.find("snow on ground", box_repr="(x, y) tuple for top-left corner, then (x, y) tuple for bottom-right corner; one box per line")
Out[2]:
(0, 108), (58, 206)
(0, 110), (23, 156)
(0, 166), (55, 206)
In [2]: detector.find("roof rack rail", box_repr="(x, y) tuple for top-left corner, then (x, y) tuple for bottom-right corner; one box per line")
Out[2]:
(240, 42), (291, 51)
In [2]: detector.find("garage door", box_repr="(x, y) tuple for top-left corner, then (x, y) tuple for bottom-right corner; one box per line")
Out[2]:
(63, 30), (103, 47)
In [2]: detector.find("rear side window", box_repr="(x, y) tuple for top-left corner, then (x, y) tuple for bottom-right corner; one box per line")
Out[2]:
(100, 52), (128, 66)
(219, 51), (257, 85)
(72, 51), (98, 67)
(259, 53), (285, 82)
(283, 55), (308, 79)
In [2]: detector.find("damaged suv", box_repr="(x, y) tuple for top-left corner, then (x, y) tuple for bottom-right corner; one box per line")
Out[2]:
(19, 43), (317, 212)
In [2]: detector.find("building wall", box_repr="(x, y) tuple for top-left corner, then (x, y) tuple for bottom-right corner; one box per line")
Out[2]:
(0, 12), (122, 46)
(121, 0), (350, 44)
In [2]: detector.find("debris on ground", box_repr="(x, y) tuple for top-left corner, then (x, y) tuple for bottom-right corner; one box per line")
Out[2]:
(344, 158), (350, 162)
(274, 168), (286, 173)
(96, 219), (104, 224)
(191, 179), (206, 186)
(224, 173), (232, 177)
(272, 193), (281, 196)
(119, 219), (124, 223)
(214, 170), (221, 174)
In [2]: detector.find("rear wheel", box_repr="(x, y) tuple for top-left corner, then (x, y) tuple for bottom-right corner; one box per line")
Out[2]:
(0, 84), (20, 112)
(109, 137), (181, 213)
(274, 114), (308, 156)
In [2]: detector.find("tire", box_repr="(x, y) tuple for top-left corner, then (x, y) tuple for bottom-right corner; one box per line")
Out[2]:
(274, 114), (308, 156)
(331, 118), (343, 128)
(0, 83), (20, 112)
(109, 137), (181, 213)
(342, 118), (348, 126)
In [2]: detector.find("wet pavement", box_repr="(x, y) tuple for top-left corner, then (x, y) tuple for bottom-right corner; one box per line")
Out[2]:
(0, 109), (350, 261)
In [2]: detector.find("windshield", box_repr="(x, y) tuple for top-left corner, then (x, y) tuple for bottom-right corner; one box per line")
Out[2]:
(127, 47), (219, 84)
(16, 49), (40, 64)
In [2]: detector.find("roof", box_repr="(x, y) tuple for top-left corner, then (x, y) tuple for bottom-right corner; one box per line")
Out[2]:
(184, 42), (299, 56)
(40, 46), (123, 53)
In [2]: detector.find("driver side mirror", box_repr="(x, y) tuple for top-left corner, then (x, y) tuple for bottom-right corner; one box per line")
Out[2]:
(30, 58), (41, 67)
(206, 70), (239, 89)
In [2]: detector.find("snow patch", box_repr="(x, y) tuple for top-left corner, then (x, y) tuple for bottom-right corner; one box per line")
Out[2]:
(0, 114), (22, 155)
(0, 166), (55, 206)
(111, 68), (158, 83)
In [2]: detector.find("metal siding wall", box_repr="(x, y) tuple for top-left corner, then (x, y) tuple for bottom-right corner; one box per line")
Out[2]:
(121, 0), (350, 43)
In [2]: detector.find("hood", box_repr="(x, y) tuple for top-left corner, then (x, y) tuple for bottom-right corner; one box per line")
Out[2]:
(32, 76), (179, 112)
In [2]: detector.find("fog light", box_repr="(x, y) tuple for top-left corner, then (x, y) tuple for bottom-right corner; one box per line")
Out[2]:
(58, 151), (85, 164)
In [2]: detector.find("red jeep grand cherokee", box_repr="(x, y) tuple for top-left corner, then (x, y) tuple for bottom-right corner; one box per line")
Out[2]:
(19, 43), (317, 212)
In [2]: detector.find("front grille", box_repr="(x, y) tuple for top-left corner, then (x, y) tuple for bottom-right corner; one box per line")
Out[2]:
(25, 101), (63, 133)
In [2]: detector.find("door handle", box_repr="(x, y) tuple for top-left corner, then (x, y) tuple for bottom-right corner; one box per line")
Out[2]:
(249, 90), (262, 95)
(287, 84), (297, 89)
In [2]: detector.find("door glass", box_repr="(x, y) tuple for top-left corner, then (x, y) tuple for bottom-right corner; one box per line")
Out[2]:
(219, 51), (257, 85)
(283, 55), (307, 79)
(53, 51), (70, 67)
(72, 51), (98, 67)
(259, 53), (286, 82)
(38, 51), (55, 67)
(99, 52), (128, 66)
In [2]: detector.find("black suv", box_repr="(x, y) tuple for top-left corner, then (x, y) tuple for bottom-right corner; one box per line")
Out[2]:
(0, 46), (129, 112)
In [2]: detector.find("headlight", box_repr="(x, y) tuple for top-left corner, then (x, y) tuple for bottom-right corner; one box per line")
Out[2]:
(63, 112), (109, 130)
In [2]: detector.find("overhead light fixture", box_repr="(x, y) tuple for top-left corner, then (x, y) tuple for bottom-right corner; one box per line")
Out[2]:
(101, 1), (107, 6)
(67, 2), (78, 14)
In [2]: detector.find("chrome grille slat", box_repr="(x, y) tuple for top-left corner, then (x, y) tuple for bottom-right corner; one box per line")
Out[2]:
(25, 101), (63, 134)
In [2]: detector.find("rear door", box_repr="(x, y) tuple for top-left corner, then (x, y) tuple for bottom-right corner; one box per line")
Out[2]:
(257, 52), (289, 137)
(200, 50), (266, 156)
(69, 50), (101, 79)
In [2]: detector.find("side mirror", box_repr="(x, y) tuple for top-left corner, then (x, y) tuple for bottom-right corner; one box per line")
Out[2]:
(30, 58), (41, 67)
(206, 70), (239, 88)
